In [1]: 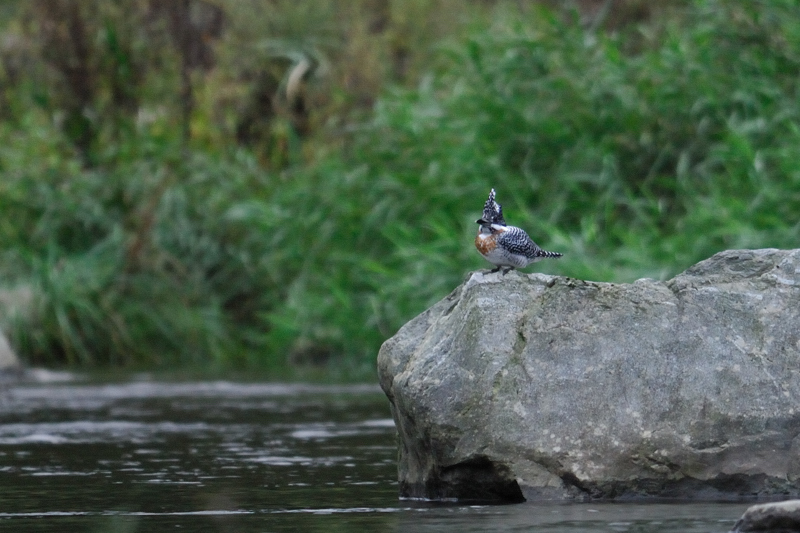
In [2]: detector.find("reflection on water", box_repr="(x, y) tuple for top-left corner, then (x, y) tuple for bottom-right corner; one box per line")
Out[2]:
(0, 376), (751, 532)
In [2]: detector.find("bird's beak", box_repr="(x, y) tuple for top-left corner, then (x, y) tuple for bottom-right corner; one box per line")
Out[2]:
(476, 218), (488, 225)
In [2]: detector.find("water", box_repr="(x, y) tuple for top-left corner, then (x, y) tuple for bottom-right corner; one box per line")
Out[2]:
(0, 374), (753, 532)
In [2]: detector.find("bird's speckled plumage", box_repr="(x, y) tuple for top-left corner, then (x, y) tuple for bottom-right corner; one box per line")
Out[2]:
(475, 189), (562, 273)
(480, 188), (506, 226)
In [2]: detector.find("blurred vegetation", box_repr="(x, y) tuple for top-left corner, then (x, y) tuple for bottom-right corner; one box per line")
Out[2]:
(1, 0), (799, 376)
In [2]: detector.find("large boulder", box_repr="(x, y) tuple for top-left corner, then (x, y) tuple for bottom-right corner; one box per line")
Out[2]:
(378, 249), (800, 502)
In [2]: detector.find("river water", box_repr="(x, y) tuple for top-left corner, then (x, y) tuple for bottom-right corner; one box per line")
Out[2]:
(0, 374), (754, 532)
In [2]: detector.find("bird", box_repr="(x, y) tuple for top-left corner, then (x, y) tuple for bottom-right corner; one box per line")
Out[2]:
(475, 188), (563, 274)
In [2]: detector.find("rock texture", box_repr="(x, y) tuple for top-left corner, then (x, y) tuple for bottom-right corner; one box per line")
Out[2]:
(378, 249), (800, 502)
(731, 500), (800, 532)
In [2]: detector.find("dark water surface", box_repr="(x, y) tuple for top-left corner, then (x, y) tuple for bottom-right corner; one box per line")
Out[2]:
(0, 375), (752, 532)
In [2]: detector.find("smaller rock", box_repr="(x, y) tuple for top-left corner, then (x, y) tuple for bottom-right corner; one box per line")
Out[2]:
(0, 284), (31, 372)
(0, 329), (20, 371)
(731, 500), (800, 532)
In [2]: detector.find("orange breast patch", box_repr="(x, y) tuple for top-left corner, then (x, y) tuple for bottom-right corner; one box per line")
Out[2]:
(475, 233), (497, 255)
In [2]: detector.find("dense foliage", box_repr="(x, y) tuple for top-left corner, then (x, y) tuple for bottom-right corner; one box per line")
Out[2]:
(1, 1), (799, 375)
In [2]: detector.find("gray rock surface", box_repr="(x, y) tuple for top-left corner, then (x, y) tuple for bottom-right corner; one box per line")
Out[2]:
(378, 249), (800, 502)
(731, 500), (800, 532)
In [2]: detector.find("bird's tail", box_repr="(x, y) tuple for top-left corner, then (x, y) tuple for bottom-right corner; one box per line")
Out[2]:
(538, 249), (563, 259)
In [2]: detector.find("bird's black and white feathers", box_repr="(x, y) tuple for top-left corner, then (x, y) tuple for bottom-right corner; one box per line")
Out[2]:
(492, 226), (563, 266)
(479, 188), (506, 226)
(474, 188), (562, 273)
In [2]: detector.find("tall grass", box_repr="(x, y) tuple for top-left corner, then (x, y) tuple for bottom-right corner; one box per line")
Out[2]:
(0, 113), (275, 368)
(2, 1), (800, 373)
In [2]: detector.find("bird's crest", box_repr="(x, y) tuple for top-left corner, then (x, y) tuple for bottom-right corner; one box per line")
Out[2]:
(480, 188), (506, 226)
